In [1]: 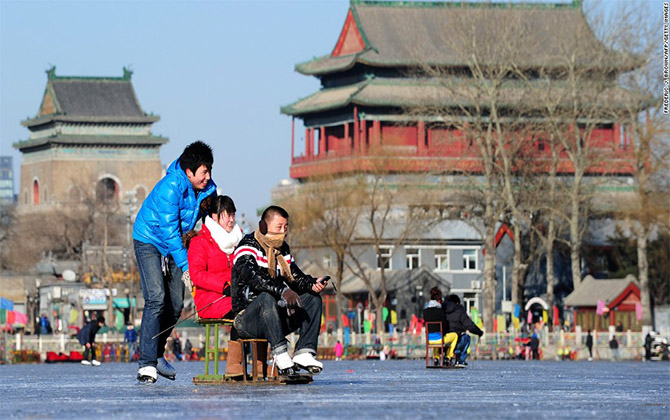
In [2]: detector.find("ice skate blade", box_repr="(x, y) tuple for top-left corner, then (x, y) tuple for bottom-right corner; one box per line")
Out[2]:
(277, 372), (313, 384)
(294, 363), (322, 375)
(137, 375), (157, 384)
(157, 371), (176, 381)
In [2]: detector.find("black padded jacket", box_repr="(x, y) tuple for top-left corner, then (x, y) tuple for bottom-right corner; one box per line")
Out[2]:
(443, 301), (484, 336)
(231, 232), (316, 315)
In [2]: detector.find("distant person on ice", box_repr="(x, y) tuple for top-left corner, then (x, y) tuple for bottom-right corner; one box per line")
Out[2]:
(443, 294), (483, 366)
(123, 324), (138, 362)
(133, 141), (217, 383)
(231, 206), (328, 376)
(78, 316), (105, 366)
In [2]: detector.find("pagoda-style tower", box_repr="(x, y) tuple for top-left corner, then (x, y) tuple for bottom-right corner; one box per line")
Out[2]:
(281, 0), (637, 181)
(14, 67), (167, 211)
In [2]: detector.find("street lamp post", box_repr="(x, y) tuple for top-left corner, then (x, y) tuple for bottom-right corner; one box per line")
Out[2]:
(124, 193), (137, 323)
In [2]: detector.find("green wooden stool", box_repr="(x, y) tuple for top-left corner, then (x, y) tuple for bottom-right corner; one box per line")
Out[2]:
(193, 318), (234, 384)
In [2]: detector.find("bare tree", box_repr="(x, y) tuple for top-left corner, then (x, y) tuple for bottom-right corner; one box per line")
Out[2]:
(283, 175), (363, 337)
(341, 170), (434, 337)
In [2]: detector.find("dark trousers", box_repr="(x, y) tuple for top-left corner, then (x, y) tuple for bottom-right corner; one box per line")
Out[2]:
(234, 292), (322, 356)
(83, 344), (97, 361)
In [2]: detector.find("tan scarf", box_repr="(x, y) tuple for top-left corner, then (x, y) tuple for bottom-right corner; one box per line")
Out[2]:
(254, 230), (294, 282)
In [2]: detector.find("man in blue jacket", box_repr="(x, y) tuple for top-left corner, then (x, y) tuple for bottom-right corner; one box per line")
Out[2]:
(134, 141), (216, 383)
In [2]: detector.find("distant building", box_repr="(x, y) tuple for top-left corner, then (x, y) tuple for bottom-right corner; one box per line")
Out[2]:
(13, 66), (167, 211)
(564, 274), (642, 331)
(278, 0), (640, 328)
(0, 156), (14, 205)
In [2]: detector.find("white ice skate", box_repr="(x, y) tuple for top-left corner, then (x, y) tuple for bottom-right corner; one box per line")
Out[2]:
(91, 360), (101, 366)
(273, 351), (296, 376)
(137, 366), (158, 384)
(81, 360), (91, 366)
(292, 352), (323, 374)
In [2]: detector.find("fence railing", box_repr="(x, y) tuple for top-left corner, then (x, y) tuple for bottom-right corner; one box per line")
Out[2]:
(0, 328), (650, 363)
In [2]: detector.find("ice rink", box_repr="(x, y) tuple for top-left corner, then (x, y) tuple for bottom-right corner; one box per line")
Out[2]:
(2, 360), (669, 419)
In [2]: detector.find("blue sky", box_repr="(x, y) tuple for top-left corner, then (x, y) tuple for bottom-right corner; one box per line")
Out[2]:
(0, 0), (663, 222)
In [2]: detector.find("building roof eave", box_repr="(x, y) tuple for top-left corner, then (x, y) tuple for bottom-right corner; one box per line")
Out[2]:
(21, 114), (161, 127)
(13, 134), (169, 151)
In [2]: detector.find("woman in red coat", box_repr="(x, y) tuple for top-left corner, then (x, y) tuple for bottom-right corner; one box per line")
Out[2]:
(188, 195), (243, 318)
(187, 195), (244, 378)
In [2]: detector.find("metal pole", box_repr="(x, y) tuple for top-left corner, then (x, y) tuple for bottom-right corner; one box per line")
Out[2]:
(502, 267), (507, 302)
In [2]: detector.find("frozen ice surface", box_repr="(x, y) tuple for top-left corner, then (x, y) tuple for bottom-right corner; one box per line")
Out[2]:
(1, 360), (669, 419)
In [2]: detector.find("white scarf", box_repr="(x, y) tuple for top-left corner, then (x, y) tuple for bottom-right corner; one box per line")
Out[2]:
(204, 216), (243, 255)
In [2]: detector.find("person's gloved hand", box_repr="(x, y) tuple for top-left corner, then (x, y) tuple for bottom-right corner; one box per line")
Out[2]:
(281, 288), (302, 315)
(282, 288), (302, 308)
(182, 270), (193, 293)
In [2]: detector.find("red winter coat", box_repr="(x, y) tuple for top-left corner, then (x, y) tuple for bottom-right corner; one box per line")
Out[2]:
(187, 224), (234, 319)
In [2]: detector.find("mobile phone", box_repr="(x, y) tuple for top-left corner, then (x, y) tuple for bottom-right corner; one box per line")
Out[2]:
(320, 276), (331, 284)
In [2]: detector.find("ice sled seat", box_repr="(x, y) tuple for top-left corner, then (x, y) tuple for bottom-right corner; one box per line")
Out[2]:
(423, 307), (448, 368)
(193, 317), (270, 384)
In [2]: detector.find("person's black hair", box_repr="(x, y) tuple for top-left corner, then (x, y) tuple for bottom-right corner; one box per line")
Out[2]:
(429, 287), (442, 302)
(179, 141), (213, 174)
(447, 294), (460, 305)
(97, 316), (106, 325)
(259, 205), (289, 234)
(208, 195), (236, 218)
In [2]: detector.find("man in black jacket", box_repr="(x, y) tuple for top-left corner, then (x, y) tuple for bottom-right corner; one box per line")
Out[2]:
(77, 316), (105, 366)
(231, 206), (327, 375)
(443, 295), (483, 366)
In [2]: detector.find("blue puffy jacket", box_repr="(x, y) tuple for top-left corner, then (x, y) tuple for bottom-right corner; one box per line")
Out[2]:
(133, 158), (217, 270)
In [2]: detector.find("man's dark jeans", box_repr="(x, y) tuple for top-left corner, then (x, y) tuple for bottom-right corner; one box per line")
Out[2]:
(134, 240), (184, 368)
(234, 292), (322, 356)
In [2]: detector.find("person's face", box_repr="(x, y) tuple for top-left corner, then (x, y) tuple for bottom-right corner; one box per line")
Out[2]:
(186, 164), (211, 191)
(213, 210), (236, 233)
(266, 214), (288, 235)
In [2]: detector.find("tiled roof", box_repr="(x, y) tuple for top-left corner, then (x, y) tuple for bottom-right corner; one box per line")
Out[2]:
(281, 77), (645, 116)
(563, 274), (639, 307)
(22, 67), (159, 127)
(297, 1), (634, 75)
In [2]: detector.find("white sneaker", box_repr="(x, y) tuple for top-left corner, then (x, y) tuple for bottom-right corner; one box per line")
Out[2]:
(81, 360), (91, 366)
(91, 360), (101, 366)
(292, 352), (323, 374)
(273, 351), (295, 372)
(137, 366), (158, 383)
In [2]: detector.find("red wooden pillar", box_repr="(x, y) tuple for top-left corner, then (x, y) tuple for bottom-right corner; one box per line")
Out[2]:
(304, 128), (310, 157)
(353, 107), (359, 153)
(319, 126), (326, 156)
(291, 117), (295, 163)
(372, 120), (381, 149)
(361, 119), (367, 152)
(344, 122), (350, 154)
(417, 121), (426, 155)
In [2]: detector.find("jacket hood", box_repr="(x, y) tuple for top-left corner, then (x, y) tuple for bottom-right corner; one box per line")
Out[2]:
(444, 301), (458, 314)
(166, 158), (185, 179)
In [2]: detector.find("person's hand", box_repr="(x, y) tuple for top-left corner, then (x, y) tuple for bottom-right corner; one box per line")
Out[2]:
(281, 288), (302, 309)
(181, 270), (193, 293)
(312, 276), (329, 294)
